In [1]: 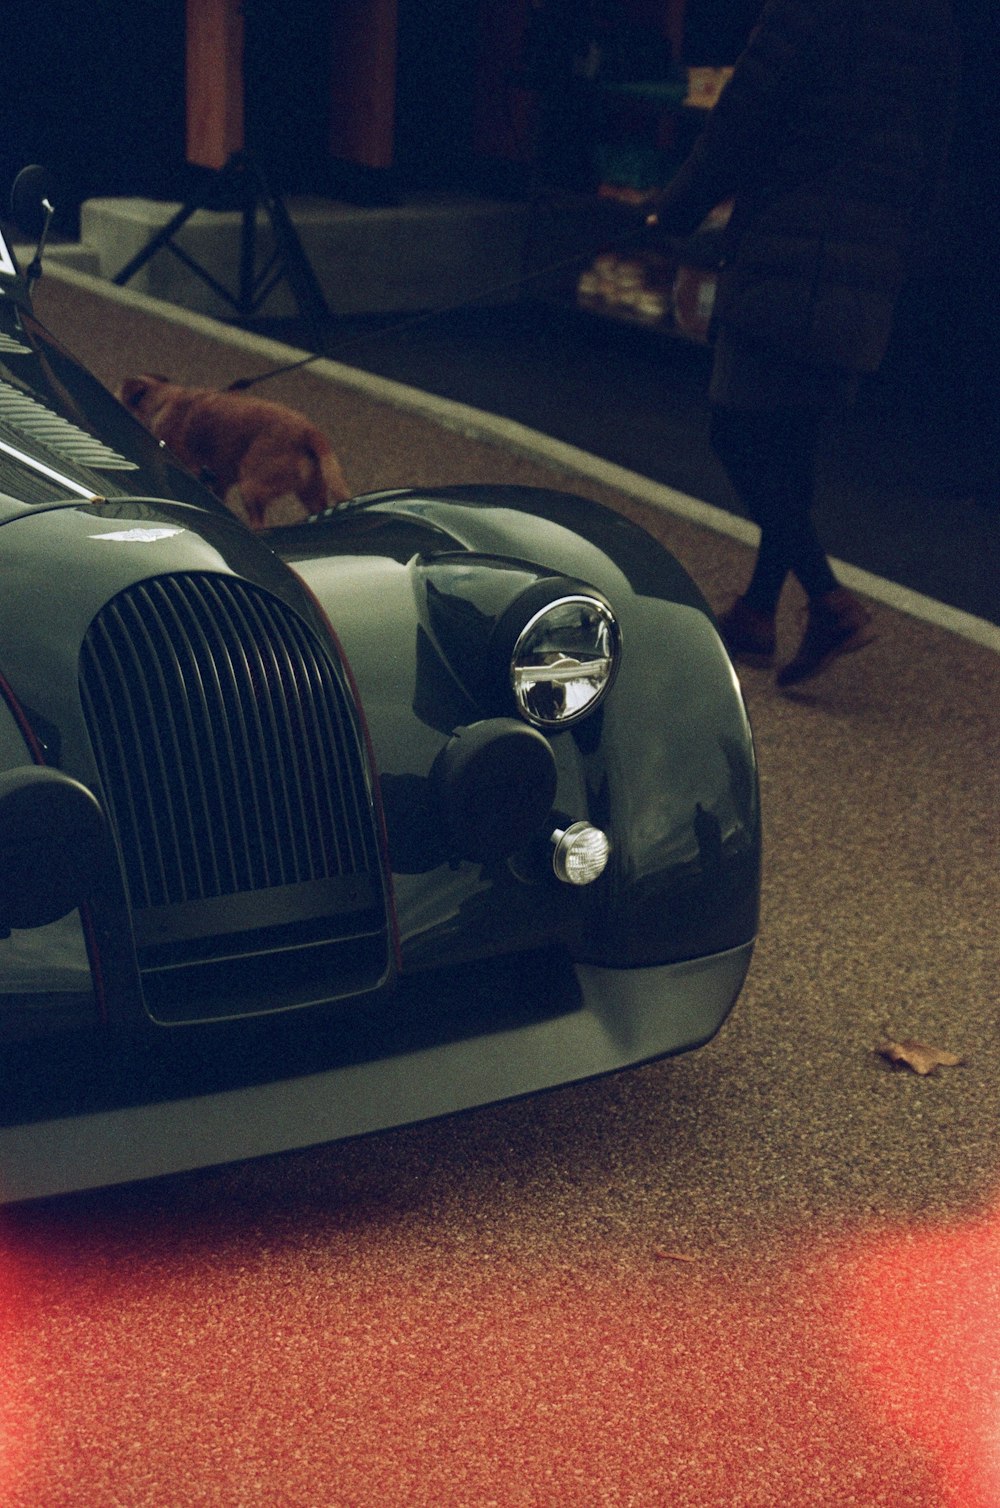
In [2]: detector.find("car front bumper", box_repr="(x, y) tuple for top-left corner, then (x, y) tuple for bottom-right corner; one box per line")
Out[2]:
(0, 941), (753, 1203)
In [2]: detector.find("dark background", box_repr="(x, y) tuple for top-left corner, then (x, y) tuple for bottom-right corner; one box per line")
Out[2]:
(2, 3), (186, 215)
(2, 0), (995, 509)
(0, 0), (767, 213)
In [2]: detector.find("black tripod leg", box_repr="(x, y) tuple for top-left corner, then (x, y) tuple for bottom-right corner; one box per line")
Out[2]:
(110, 153), (333, 344)
(112, 200), (201, 287)
(251, 165), (333, 344)
(239, 192), (258, 321)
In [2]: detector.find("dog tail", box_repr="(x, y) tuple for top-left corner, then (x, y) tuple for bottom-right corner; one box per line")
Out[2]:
(300, 440), (351, 515)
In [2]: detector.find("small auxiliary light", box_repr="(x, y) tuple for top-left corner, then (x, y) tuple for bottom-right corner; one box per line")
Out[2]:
(551, 821), (611, 886)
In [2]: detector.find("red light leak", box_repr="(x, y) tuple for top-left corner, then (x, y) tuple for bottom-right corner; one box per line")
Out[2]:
(841, 1203), (1000, 1508)
(0, 1198), (995, 1506)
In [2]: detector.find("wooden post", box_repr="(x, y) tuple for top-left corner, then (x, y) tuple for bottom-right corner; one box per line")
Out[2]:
(185, 0), (245, 169)
(328, 0), (398, 169)
(664, 0), (686, 62)
(473, 0), (533, 162)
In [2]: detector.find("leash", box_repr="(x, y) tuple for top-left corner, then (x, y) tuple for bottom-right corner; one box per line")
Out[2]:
(225, 203), (657, 394)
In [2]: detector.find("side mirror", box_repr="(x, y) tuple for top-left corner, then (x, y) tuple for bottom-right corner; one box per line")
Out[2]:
(10, 165), (58, 286)
(0, 767), (108, 932)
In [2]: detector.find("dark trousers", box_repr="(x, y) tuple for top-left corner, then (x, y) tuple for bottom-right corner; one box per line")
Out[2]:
(709, 405), (839, 612)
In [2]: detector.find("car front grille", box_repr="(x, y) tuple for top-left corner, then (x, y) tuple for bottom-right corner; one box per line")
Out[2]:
(79, 571), (389, 1021)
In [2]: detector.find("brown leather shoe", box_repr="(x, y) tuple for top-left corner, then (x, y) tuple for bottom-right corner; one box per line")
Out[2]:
(777, 587), (875, 687)
(716, 596), (776, 667)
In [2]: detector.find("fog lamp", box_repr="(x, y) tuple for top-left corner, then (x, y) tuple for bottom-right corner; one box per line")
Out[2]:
(551, 821), (611, 886)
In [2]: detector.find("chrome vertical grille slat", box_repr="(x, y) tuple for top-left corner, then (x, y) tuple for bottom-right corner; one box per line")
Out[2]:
(286, 607), (371, 873)
(79, 573), (380, 919)
(146, 582), (229, 893)
(279, 605), (351, 876)
(137, 579), (242, 896)
(85, 605), (175, 907)
(256, 589), (355, 877)
(165, 575), (276, 892)
(219, 581), (310, 881)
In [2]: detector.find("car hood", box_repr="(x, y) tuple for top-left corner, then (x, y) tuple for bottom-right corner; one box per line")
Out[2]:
(0, 293), (225, 525)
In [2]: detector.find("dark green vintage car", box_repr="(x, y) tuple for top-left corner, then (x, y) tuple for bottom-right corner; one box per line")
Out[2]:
(0, 202), (760, 1202)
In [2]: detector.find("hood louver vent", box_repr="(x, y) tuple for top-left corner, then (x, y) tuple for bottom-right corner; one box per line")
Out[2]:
(0, 377), (138, 472)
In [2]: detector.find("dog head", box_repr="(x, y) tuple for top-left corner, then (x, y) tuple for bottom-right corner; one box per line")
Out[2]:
(118, 374), (173, 427)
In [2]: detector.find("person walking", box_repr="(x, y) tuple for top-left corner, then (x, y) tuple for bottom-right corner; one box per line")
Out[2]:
(650, 0), (960, 685)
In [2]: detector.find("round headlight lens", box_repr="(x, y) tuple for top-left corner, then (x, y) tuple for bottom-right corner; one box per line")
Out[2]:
(551, 821), (611, 885)
(510, 595), (620, 727)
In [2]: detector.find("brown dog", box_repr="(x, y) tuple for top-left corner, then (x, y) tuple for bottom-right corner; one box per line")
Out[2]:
(119, 374), (351, 530)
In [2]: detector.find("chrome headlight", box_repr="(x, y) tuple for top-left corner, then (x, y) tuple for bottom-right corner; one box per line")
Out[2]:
(507, 593), (620, 729)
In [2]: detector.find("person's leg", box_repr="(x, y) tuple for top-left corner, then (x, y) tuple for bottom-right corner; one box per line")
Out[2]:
(711, 404), (837, 608)
(776, 584), (876, 686)
(709, 405), (814, 663)
(710, 405), (874, 681)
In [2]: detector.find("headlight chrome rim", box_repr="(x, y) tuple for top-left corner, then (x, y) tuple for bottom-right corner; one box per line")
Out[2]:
(508, 593), (620, 729)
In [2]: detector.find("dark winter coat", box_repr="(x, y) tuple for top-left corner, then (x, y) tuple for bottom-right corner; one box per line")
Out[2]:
(655, 0), (960, 372)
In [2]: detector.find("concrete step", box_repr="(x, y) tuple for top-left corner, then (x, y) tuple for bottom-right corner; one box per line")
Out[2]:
(74, 194), (538, 320)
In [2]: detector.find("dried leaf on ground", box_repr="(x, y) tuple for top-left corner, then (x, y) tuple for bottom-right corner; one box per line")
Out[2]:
(876, 1038), (964, 1076)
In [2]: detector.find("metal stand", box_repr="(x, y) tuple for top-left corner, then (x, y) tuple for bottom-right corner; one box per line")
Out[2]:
(111, 151), (331, 345)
